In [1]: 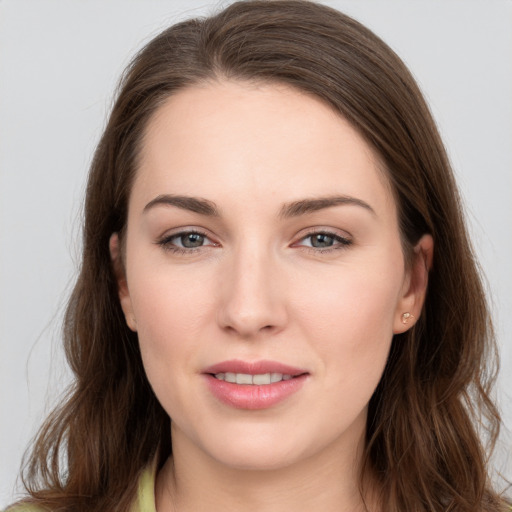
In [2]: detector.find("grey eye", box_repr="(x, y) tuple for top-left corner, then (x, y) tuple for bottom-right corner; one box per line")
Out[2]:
(309, 233), (335, 248)
(295, 231), (352, 251)
(179, 233), (205, 248)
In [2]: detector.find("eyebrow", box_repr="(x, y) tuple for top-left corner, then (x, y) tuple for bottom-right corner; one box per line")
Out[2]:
(279, 195), (375, 218)
(143, 194), (219, 216)
(143, 194), (375, 218)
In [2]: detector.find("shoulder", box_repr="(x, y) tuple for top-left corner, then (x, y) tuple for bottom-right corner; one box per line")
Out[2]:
(3, 505), (46, 512)
(4, 465), (156, 512)
(130, 464), (157, 512)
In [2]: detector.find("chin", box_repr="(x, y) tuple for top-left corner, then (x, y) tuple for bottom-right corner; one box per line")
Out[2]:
(212, 444), (301, 472)
(197, 424), (319, 472)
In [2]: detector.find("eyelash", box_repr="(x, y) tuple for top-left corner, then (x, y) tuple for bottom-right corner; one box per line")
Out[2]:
(156, 229), (352, 255)
(295, 230), (352, 253)
(156, 230), (216, 255)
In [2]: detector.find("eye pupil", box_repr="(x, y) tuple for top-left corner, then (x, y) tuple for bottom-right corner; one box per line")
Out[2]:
(181, 233), (204, 248)
(311, 233), (334, 248)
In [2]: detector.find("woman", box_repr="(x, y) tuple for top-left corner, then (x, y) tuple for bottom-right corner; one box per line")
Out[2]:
(7, 1), (510, 511)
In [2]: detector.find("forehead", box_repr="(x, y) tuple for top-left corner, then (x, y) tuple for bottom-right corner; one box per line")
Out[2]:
(133, 79), (395, 218)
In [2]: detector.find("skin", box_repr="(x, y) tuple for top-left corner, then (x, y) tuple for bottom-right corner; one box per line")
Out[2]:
(110, 80), (433, 512)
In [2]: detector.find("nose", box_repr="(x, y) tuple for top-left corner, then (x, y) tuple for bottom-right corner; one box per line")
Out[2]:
(216, 245), (288, 339)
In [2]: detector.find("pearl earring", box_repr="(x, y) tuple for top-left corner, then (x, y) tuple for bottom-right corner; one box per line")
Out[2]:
(401, 312), (414, 324)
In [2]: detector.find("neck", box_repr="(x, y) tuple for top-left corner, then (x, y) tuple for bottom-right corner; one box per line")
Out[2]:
(155, 420), (380, 512)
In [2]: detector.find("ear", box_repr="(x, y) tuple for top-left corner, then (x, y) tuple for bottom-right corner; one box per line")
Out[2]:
(109, 233), (137, 332)
(393, 234), (434, 334)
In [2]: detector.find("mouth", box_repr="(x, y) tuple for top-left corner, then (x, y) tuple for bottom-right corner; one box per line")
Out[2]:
(212, 372), (295, 385)
(203, 359), (307, 382)
(202, 360), (309, 410)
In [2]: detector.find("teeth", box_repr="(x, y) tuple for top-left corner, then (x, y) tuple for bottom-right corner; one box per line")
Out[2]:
(253, 373), (271, 385)
(214, 372), (293, 385)
(271, 372), (283, 383)
(236, 373), (253, 385)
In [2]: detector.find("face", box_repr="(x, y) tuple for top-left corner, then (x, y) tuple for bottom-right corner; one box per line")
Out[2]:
(112, 80), (430, 472)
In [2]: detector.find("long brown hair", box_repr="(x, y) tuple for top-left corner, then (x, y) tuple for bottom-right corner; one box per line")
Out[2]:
(15, 1), (509, 511)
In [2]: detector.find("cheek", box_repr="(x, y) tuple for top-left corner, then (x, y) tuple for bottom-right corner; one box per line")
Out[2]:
(291, 276), (397, 440)
(297, 264), (402, 339)
(130, 256), (215, 332)
(127, 267), (215, 395)
(294, 264), (402, 388)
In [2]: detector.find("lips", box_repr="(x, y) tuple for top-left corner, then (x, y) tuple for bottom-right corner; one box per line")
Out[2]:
(214, 372), (293, 385)
(202, 359), (309, 410)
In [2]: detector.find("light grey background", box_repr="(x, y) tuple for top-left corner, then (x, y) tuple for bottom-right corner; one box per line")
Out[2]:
(1, 0), (511, 508)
